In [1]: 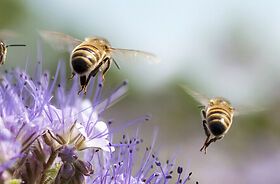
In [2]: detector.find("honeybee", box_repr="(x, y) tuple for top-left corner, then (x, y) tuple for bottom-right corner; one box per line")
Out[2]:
(181, 86), (261, 154)
(0, 30), (26, 65)
(39, 31), (158, 94)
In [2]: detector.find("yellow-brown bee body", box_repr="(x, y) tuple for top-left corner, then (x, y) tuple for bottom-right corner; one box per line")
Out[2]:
(39, 31), (158, 95)
(69, 37), (114, 94)
(71, 37), (110, 75)
(180, 86), (237, 153)
(205, 98), (234, 136)
(200, 97), (235, 153)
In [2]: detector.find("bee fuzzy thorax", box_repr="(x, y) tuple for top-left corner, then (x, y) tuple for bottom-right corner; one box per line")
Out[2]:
(207, 98), (234, 114)
(208, 97), (233, 108)
(85, 37), (111, 47)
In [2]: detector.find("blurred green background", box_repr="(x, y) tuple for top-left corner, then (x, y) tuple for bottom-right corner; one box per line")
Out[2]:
(1, 0), (280, 183)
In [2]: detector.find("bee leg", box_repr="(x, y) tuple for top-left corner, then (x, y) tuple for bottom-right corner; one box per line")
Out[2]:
(201, 109), (206, 119)
(78, 67), (102, 95)
(203, 136), (224, 152)
(69, 72), (75, 80)
(101, 58), (111, 81)
(79, 67), (101, 95)
(78, 87), (86, 95)
(200, 119), (210, 153)
(78, 75), (87, 95)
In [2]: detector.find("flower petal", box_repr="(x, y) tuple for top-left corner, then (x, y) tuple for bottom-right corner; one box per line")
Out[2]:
(78, 137), (114, 152)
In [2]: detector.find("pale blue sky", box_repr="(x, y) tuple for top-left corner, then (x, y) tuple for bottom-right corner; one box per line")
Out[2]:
(26, 0), (280, 104)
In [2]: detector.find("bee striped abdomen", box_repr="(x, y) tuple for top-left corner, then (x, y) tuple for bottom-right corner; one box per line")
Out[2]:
(71, 44), (101, 74)
(206, 106), (232, 136)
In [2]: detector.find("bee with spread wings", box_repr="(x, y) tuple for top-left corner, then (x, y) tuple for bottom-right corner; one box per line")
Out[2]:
(181, 85), (263, 154)
(40, 31), (159, 94)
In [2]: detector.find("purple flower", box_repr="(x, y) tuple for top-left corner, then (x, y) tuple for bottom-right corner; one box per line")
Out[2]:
(88, 129), (193, 184)
(0, 60), (192, 183)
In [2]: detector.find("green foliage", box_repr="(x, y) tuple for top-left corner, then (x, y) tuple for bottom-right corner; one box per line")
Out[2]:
(5, 179), (22, 184)
(43, 162), (62, 184)
(0, 0), (26, 27)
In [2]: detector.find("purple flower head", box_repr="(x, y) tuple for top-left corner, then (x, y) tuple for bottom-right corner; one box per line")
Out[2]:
(0, 58), (193, 183)
(0, 60), (127, 182)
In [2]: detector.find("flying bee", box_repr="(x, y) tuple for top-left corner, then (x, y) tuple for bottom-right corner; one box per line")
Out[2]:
(181, 85), (262, 154)
(39, 31), (159, 94)
(0, 31), (26, 65)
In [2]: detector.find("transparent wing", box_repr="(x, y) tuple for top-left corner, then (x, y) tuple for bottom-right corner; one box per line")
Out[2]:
(180, 85), (210, 106)
(234, 105), (265, 116)
(109, 48), (160, 64)
(39, 30), (82, 53)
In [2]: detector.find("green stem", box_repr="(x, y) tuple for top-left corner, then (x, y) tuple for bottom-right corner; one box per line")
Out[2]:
(39, 150), (58, 184)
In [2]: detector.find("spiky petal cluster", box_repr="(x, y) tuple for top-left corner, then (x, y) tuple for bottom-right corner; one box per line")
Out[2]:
(87, 129), (194, 184)
(0, 61), (127, 183)
(0, 61), (193, 183)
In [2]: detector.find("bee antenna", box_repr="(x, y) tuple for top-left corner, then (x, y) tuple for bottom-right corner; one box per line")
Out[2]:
(112, 58), (120, 70)
(5, 44), (26, 48)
